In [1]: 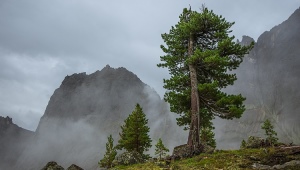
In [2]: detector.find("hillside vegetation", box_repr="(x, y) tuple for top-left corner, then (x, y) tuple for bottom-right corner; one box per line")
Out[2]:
(114, 147), (300, 170)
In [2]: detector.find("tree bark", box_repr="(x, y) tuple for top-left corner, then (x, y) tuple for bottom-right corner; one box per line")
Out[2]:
(187, 34), (200, 151)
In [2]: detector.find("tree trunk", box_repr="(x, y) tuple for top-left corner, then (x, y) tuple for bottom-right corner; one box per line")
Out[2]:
(187, 34), (200, 151)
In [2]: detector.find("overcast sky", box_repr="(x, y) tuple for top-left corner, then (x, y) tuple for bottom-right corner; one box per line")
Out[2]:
(1, 0), (300, 131)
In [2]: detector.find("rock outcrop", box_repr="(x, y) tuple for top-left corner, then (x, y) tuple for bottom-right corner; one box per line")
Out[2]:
(0, 116), (33, 170)
(41, 162), (84, 170)
(67, 164), (84, 170)
(41, 161), (65, 170)
(115, 151), (145, 166)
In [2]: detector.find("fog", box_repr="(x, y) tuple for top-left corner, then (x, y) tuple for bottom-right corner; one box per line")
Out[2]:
(14, 119), (105, 169)
(2, 68), (187, 170)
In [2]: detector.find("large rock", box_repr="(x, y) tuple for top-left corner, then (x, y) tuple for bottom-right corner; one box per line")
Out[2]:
(66, 164), (84, 170)
(0, 116), (34, 170)
(244, 136), (265, 149)
(41, 161), (65, 170)
(115, 151), (145, 165)
(171, 144), (203, 160)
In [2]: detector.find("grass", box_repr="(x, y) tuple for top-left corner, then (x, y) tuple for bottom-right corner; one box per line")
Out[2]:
(113, 148), (300, 170)
(112, 162), (161, 170)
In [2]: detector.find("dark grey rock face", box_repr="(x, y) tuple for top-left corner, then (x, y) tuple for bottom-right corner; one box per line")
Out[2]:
(217, 7), (300, 149)
(36, 65), (156, 133)
(67, 164), (84, 170)
(0, 116), (34, 170)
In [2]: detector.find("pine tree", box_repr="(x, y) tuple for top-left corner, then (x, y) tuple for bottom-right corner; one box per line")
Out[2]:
(158, 6), (253, 152)
(200, 127), (216, 148)
(240, 139), (246, 149)
(117, 103), (152, 154)
(99, 135), (117, 168)
(155, 138), (169, 160)
(261, 119), (278, 146)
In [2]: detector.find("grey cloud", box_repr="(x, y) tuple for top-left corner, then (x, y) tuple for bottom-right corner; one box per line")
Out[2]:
(0, 0), (300, 131)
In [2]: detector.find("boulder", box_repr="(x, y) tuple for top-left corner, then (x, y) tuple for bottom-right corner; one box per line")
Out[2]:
(41, 161), (64, 170)
(276, 146), (300, 155)
(202, 143), (215, 154)
(245, 136), (265, 148)
(66, 164), (84, 170)
(172, 144), (203, 160)
(115, 151), (145, 165)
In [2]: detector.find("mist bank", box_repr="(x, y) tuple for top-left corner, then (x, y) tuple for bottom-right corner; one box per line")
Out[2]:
(2, 65), (186, 170)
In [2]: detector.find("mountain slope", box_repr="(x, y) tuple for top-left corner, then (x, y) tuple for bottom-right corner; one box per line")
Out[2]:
(216, 7), (300, 148)
(0, 116), (33, 170)
(13, 65), (185, 170)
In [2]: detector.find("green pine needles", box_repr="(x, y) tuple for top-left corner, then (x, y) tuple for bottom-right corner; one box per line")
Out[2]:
(117, 103), (152, 155)
(99, 134), (117, 168)
(199, 108), (216, 148)
(262, 119), (278, 146)
(155, 138), (169, 160)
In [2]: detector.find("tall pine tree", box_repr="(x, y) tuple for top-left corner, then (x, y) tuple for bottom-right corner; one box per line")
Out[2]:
(117, 103), (152, 154)
(158, 6), (253, 152)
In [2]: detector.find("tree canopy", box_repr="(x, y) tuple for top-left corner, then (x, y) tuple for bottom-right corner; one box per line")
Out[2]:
(158, 6), (253, 151)
(117, 103), (152, 154)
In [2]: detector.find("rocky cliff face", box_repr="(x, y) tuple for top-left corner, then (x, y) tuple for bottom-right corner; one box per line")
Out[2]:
(13, 65), (185, 170)
(0, 116), (33, 170)
(217, 7), (300, 148)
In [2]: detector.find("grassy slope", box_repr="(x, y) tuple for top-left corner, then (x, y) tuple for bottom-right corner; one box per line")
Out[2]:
(114, 148), (300, 170)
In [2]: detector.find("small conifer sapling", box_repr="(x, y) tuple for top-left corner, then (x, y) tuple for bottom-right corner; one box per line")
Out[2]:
(155, 138), (169, 160)
(99, 134), (117, 168)
(117, 103), (152, 155)
(261, 119), (278, 146)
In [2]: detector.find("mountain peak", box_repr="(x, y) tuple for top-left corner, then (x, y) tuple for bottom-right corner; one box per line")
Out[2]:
(239, 35), (255, 46)
(0, 115), (12, 123)
(0, 116), (13, 129)
(60, 65), (143, 91)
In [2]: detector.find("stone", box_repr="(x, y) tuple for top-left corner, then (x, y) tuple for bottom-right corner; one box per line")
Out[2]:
(115, 151), (145, 165)
(277, 146), (300, 155)
(66, 164), (84, 170)
(252, 163), (271, 169)
(202, 143), (214, 154)
(245, 136), (265, 148)
(41, 161), (64, 170)
(172, 144), (203, 160)
(253, 160), (300, 169)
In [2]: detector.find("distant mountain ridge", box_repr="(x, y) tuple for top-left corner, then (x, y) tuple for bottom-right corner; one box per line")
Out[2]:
(37, 65), (151, 130)
(0, 116), (33, 170)
(217, 7), (300, 148)
(10, 65), (185, 170)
